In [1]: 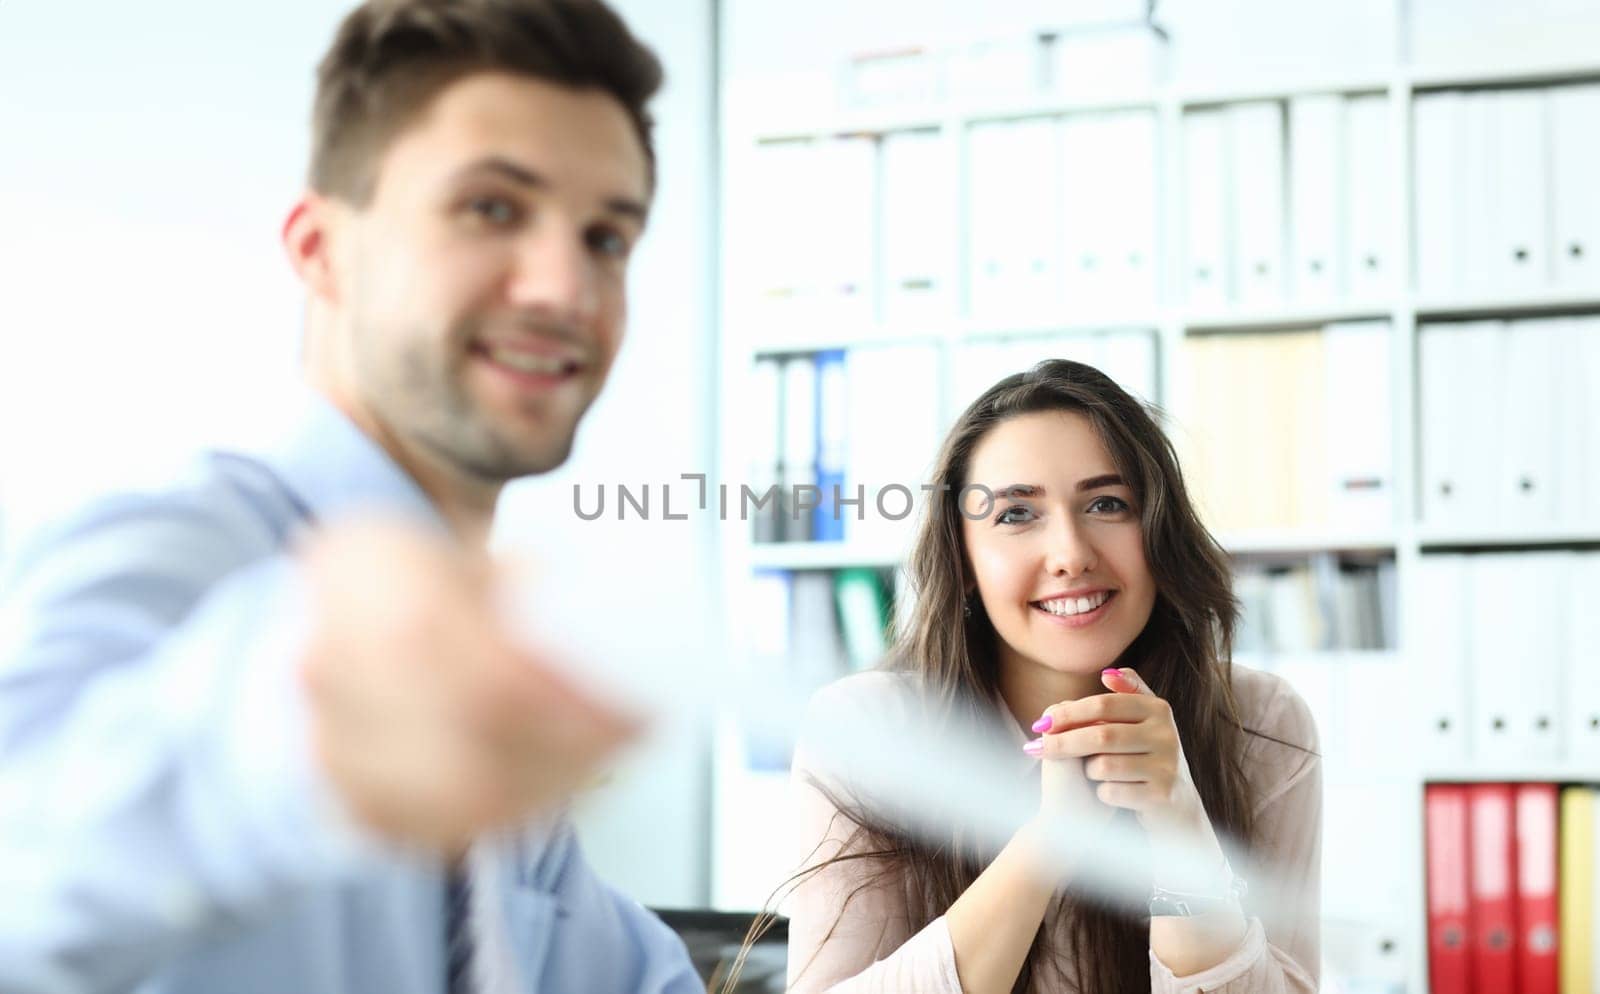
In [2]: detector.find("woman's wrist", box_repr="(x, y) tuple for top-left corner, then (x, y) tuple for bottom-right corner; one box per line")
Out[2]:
(1148, 853), (1247, 916)
(1145, 800), (1231, 894)
(1140, 786), (1210, 836)
(1013, 815), (1080, 890)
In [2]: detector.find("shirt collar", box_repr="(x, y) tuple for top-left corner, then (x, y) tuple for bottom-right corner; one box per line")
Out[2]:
(253, 381), (445, 531)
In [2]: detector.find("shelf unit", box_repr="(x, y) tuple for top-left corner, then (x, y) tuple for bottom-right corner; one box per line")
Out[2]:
(747, 540), (911, 571)
(716, 12), (1600, 988)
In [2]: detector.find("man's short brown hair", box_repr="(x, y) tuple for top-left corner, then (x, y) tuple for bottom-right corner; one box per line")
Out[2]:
(310, 0), (662, 205)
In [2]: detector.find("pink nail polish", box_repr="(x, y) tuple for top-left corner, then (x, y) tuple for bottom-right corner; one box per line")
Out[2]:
(1102, 667), (1121, 678)
(1031, 714), (1053, 733)
(1022, 738), (1044, 757)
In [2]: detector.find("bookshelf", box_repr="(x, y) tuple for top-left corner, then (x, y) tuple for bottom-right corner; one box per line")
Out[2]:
(715, 4), (1600, 990)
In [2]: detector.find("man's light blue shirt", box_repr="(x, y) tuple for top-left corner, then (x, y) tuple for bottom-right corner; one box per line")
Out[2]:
(0, 389), (702, 994)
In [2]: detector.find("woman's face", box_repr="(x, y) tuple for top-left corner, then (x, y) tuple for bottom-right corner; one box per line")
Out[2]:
(960, 410), (1158, 685)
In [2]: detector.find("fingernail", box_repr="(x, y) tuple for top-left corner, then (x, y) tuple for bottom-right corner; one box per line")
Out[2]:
(1102, 667), (1122, 678)
(1022, 738), (1044, 757)
(1031, 714), (1054, 733)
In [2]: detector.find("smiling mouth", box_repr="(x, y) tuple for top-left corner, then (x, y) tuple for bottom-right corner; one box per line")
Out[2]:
(1032, 590), (1116, 618)
(471, 343), (582, 380)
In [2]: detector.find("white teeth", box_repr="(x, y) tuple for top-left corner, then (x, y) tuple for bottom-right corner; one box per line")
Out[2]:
(1038, 591), (1110, 617)
(487, 349), (567, 375)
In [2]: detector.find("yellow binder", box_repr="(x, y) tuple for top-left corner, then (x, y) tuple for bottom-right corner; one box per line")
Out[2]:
(1560, 786), (1595, 994)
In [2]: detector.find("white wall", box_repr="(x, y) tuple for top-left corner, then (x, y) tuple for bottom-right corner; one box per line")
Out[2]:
(0, 1), (718, 907)
(0, 2), (341, 548)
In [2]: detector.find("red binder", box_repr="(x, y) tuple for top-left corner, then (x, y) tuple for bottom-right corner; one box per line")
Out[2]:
(1426, 783), (1473, 994)
(1514, 783), (1559, 994)
(1469, 783), (1517, 993)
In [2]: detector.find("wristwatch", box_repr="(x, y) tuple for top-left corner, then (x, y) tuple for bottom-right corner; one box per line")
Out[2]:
(1147, 859), (1248, 917)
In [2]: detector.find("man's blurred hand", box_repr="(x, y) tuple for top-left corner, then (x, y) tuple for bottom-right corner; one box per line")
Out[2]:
(298, 518), (635, 853)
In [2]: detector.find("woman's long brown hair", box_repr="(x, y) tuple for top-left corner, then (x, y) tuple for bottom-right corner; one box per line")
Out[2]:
(721, 359), (1311, 993)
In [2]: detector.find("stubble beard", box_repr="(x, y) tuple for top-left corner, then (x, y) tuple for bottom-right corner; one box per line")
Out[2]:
(373, 328), (586, 485)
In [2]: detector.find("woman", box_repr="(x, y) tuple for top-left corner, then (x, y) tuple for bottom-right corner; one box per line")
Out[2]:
(778, 360), (1320, 993)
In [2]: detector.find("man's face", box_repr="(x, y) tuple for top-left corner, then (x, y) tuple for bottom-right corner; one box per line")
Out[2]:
(332, 71), (650, 482)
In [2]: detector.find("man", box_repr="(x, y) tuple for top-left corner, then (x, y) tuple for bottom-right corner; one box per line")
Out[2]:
(0, 1), (702, 991)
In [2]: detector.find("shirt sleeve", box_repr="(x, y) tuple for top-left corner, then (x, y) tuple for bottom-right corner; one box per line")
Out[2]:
(1149, 678), (1323, 994)
(0, 495), (387, 994)
(783, 741), (964, 994)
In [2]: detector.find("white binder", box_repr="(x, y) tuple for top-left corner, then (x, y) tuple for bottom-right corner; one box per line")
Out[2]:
(748, 140), (817, 323)
(1459, 93), (1500, 294)
(1580, 317), (1600, 521)
(746, 569), (792, 662)
(789, 570), (846, 690)
(1322, 320), (1393, 530)
(880, 129), (954, 326)
(1267, 564), (1325, 652)
(1418, 321), (1504, 528)
(1561, 553), (1600, 765)
(1109, 112), (1160, 309)
(1227, 101), (1288, 308)
(1550, 83), (1600, 290)
(1411, 555), (1471, 766)
(1280, 331), (1331, 529)
(843, 344), (941, 547)
(1060, 112), (1158, 310)
(1412, 92), (1466, 298)
(1468, 553), (1567, 765)
(1567, 553), (1600, 766)
(1548, 319), (1590, 524)
(814, 137), (878, 325)
(965, 120), (1016, 318)
(1487, 90), (1551, 295)
(1059, 114), (1114, 309)
(1343, 94), (1394, 299)
(1183, 110), (1231, 310)
(967, 119), (1061, 319)
(1288, 94), (1344, 303)
(1499, 319), (1562, 522)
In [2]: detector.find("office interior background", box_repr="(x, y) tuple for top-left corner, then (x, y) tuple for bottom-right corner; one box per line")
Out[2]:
(4, 1), (1600, 991)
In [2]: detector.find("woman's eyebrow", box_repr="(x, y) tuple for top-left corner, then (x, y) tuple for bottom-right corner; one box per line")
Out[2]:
(1075, 474), (1127, 492)
(988, 476), (1127, 499)
(991, 484), (1044, 499)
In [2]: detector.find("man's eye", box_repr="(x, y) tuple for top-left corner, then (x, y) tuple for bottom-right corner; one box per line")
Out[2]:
(587, 226), (629, 259)
(466, 197), (519, 226)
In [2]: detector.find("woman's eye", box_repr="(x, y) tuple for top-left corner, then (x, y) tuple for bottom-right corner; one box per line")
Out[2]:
(1088, 496), (1131, 515)
(996, 505), (1033, 525)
